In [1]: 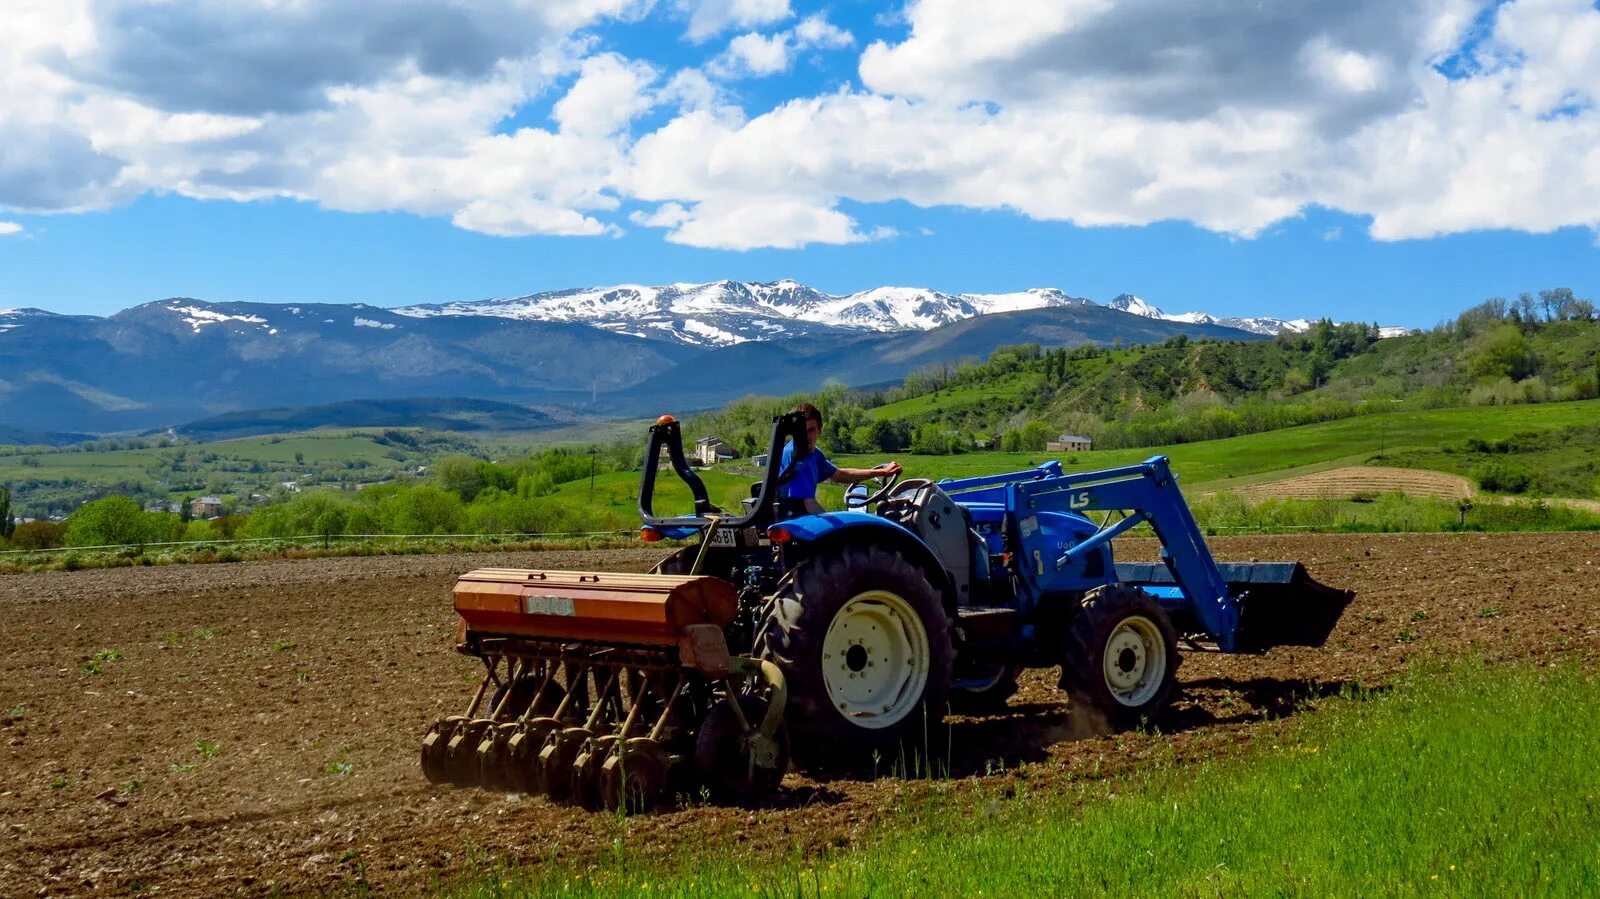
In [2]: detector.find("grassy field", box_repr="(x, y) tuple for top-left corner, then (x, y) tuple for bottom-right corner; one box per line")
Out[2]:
(0, 431), (413, 482)
(831, 398), (1600, 495)
(446, 660), (1600, 897)
(538, 399), (1600, 539)
(867, 372), (1041, 421)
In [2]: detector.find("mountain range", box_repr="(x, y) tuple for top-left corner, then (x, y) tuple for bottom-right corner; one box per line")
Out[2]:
(0, 281), (1319, 437)
(396, 280), (1314, 346)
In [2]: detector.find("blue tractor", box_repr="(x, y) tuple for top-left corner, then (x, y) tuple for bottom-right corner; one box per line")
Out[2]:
(429, 411), (1352, 809)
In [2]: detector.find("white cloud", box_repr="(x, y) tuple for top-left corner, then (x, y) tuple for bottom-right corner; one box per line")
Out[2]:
(636, 0), (1600, 247)
(629, 202), (692, 228)
(553, 53), (658, 135)
(710, 14), (854, 78)
(453, 198), (618, 237)
(0, 221), (21, 235)
(3, 0), (1600, 252)
(656, 196), (883, 249)
(679, 0), (792, 42)
(716, 32), (792, 77)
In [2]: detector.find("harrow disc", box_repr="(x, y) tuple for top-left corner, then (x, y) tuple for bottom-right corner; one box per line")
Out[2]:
(601, 738), (672, 813)
(446, 719), (495, 786)
(506, 717), (565, 794)
(572, 734), (620, 812)
(420, 718), (462, 785)
(536, 727), (591, 802)
(475, 723), (519, 792)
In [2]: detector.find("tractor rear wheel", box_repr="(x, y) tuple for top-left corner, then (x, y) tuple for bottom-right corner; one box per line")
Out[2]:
(1060, 585), (1180, 730)
(760, 546), (953, 771)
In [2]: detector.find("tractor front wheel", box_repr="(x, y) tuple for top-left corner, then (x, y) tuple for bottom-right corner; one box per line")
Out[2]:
(1060, 585), (1180, 730)
(760, 546), (953, 771)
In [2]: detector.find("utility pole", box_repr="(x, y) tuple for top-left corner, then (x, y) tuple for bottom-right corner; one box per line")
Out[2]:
(588, 447), (598, 499)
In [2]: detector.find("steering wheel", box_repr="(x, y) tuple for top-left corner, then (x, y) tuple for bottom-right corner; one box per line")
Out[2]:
(864, 475), (932, 508)
(857, 467), (902, 507)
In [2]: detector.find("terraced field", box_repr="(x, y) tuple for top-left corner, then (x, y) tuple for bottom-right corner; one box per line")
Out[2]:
(1222, 466), (1475, 501)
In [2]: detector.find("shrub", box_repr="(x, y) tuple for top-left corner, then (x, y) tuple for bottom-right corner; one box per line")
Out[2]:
(7, 520), (66, 550)
(1474, 461), (1533, 494)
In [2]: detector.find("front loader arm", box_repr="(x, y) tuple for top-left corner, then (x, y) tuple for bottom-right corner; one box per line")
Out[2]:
(1001, 456), (1242, 650)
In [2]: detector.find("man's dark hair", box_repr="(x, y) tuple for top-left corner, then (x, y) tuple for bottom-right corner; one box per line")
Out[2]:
(793, 402), (822, 426)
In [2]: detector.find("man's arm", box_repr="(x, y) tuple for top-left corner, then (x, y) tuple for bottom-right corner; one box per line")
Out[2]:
(827, 460), (902, 485)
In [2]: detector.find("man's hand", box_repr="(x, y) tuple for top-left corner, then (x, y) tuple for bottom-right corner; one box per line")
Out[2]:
(829, 461), (903, 486)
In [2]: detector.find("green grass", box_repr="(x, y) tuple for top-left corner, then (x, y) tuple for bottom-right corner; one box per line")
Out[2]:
(543, 399), (1600, 533)
(831, 398), (1600, 494)
(868, 372), (1041, 421)
(0, 431), (406, 482)
(447, 660), (1600, 897)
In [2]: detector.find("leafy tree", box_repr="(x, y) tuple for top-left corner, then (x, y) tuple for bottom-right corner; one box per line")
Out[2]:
(312, 508), (347, 548)
(433, 455), (486, 501)
(377, 485), (465, 534)
(1467, 324), (1539, 381)
(1019, 420), (1055, 452)
(0, 485), (13, 541)
(66, 496), (150, 548)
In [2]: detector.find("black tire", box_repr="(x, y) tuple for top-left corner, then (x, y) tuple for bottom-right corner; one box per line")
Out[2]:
(694, 695), (790, 801)
(1059, 585), (1180, 730)
(946, 665), (1021, 715)
(650, 547), (695, 575)
(759, 545), (954, 771)
(489, 673), (559, 721)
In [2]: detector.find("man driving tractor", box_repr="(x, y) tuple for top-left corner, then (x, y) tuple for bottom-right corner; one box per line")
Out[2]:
(780, 402), (902, 516)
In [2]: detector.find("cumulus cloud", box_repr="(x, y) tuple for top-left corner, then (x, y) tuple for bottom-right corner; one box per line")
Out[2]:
(4, 0), (1600, 251)
(710, 14), (855, 78)
(658, 196), (886, 249)
(553, 53), (659, 135)
(0, 0), (649, 236)
(0, 221), (22, 236)
(678, 0), (792, 42)
(62, 0), (639, 115)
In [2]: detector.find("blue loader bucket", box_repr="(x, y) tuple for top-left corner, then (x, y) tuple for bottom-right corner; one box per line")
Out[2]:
(1115, 561), (1354, 651)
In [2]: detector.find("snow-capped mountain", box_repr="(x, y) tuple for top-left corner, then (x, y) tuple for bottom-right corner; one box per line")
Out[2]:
(1107, 293), (1319, 337)
(396, 281), (1096, 346)
(397, 281), (1342, 347)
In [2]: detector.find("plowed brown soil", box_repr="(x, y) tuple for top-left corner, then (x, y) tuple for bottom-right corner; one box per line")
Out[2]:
(3, 534), (1598, 896)
(1222, 466), (1475, 501)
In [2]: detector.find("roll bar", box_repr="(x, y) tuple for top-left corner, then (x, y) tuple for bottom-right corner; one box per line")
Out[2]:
(637, 412), (810, 530)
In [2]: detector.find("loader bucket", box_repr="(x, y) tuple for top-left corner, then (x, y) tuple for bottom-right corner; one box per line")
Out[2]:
(1116, 561), (1354, 651)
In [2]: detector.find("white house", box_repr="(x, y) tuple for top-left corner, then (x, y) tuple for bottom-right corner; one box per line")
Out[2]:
(693, 436), (739, 466)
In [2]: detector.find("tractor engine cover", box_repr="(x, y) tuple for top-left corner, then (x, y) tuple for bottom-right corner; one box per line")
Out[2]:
(453, 568), (738, 647)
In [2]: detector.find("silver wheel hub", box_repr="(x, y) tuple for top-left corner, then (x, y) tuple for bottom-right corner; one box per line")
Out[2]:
(1102, 615), (1167, 707)
(821, 590), (930, 729)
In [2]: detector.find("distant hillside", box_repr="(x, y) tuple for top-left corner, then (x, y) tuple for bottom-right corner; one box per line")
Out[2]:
(847, 296), (1599, 453)
(679, 293), (1597, 459)
(0, 425), (95, 447)
(605, 304), (1264, 414)
(173, 397), (558, 441)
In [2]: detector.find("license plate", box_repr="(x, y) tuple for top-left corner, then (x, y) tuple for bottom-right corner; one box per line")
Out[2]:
(707, 528), (738, 547)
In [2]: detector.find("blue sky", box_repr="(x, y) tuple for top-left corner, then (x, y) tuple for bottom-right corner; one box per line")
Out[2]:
(2, 1), (1597, 327)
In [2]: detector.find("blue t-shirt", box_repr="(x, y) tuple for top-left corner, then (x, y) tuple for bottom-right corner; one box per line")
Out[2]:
(780, 441), (837, 500)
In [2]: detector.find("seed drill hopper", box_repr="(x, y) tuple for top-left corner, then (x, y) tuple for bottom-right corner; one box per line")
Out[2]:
(421, 412), (1352, 810)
